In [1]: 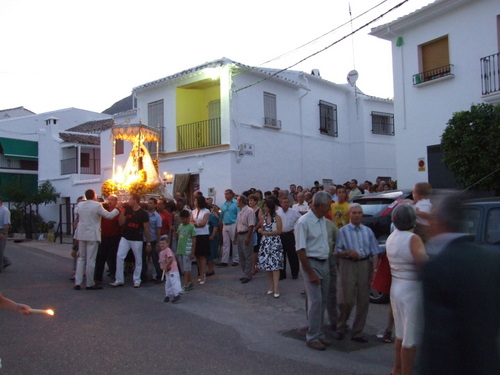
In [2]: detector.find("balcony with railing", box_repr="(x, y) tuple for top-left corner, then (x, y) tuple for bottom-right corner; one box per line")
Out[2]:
(413, 64), (454, 85)
(61, 157), (100, 175)
(480, 52), (500, 96)
(263, 117), (282, 129)
(176, 118), (221, 151)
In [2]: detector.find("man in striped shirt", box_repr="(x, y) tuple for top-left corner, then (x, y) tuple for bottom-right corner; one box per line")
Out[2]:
(335, 203), (381, 343)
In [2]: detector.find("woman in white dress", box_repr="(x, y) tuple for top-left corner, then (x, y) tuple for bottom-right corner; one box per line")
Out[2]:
(386, 204), (427, 375)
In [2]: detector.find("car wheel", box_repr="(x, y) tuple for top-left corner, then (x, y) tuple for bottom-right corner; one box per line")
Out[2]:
(370, 288), (390, 304)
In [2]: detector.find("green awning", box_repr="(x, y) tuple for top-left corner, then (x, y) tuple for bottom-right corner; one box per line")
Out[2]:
(0, 173), (38, 201)
(0, 138), (38, 161)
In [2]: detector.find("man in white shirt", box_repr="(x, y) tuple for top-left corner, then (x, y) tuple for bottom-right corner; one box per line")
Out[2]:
(294, 191), (332, 351)
(277, 197), (301, 280)
(292, 192), (310, 215)
(234, 195), (255, 284)
(74, 189), (120, 290)
(0, 198), (11, 272)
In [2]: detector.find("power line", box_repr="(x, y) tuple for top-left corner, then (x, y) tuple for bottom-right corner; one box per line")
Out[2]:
(234, 0), (409, 93)
(256, 0), (390, 68)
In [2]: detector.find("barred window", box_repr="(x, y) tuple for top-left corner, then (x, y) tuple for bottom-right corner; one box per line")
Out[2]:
(263, 92), (281, 128)
(371, 111), (394, 135)
(319, 100), (338, 137)
(148, 100), (164, 151)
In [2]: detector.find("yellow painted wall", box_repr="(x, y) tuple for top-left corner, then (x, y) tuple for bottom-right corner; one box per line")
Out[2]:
(176, 84), (220, 126)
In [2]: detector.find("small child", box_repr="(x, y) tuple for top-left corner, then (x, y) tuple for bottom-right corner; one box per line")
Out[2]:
(175, 210), (197, 292)
(412, 182), (433, 242)
(158, 236), (182, 303)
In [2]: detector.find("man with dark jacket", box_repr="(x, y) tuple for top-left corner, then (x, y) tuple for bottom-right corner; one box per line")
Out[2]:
(419, 192), (500, 375)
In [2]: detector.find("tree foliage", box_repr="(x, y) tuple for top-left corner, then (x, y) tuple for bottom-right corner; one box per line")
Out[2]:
(441, 103), (500, 193)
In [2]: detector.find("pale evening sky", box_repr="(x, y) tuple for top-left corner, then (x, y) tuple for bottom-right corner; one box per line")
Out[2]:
(0, 0), (433, 115)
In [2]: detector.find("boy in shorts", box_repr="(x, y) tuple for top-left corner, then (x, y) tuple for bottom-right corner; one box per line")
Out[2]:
(176, 210), (197, 291)
(159, 236), (182, 303)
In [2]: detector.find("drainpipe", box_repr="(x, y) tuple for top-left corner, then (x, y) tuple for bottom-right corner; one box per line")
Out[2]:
(387, 25), (407, 130)
(299, 74), (310, 187)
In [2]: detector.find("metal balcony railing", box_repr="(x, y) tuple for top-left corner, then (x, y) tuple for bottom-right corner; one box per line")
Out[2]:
(480, 52), (500, 95)
(177, 118), (221, 151)
(264, 117), (282, 129)
(61, 157), (100, 175)
(413, 64), (453, 85)
(61, 158), (77, 175)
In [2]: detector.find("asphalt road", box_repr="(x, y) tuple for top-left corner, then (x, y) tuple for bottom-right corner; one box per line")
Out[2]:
(0, 241), (394, 375)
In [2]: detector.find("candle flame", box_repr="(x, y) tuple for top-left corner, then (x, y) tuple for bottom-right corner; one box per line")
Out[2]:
(46, 309), (55, 316)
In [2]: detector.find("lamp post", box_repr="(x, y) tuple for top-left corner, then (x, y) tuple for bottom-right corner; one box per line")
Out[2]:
(163, 172), (174, 198)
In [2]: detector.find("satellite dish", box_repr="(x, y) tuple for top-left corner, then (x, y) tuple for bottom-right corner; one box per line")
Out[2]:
(347, 70), (359, 86)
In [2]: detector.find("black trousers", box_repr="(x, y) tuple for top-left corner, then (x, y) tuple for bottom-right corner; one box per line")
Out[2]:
(280, 231), (299, 279)
(141, 241), (161, 281)
(94, 235), (120, 281)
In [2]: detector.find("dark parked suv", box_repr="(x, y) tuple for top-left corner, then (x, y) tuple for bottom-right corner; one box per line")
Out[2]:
(357, 194), (500, 304)
(462, 197), (500, 251)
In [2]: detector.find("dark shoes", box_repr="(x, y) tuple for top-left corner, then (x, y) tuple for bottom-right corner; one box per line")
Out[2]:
(240, 277), (251, 284)
(86, 285), (103, 290)
(335, 332), (345, 340)
(231, 262), (239, 266)
(351, 336), (369, 343)
(306, 340), (326, 351)
(74, 285), (81, 290)
(206, 271), (215, 277)
(319, 338), (332, 347)
(164, 296), (170, 303)
(171, 295), (181, 303)
(216, 262), (228, 267)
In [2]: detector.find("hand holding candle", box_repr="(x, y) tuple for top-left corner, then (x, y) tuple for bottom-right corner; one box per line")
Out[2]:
(29, 308), (55, 316)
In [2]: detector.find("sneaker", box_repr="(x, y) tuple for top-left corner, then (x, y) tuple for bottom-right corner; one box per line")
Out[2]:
(133, 283), (141, 288)
(171, 295), (181, 303)
(183, 283), (194, 292)
(109, 282), (124, 287)
(163, 296), (170, 303)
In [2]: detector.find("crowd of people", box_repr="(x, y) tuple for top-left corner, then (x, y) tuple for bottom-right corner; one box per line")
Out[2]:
(2, 178), (499, 375)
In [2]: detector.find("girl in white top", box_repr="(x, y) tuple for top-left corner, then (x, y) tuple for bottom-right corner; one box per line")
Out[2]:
(191, 196), (210, 284)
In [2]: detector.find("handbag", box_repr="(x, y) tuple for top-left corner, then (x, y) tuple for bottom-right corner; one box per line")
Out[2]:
(371, 252), (391, 294)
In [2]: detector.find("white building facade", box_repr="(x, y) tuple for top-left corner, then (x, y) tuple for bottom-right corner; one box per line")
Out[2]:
(370, 0), (500, 189)
(132, 58), (395, 204)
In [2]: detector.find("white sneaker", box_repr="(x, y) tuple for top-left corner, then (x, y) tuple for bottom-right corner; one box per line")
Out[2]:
(109, 282), (124, 287)
(133, 283), (140, 288)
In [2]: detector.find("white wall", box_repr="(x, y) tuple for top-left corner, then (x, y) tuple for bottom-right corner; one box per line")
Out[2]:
(376, 0), (498, 188)
(137, 65), (396, 203)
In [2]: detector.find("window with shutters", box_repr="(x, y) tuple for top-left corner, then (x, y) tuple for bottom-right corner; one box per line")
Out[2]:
(319, 100), (338, 137)
(413, 35), (453, 84)
(147, 100), (164, 151)
(263, 92), (281, 128)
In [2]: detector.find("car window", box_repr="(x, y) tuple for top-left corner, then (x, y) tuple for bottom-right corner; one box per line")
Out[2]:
(354, 199), (395, 217)
(462, 208), (481, 239)
(485, 208), (500, 245)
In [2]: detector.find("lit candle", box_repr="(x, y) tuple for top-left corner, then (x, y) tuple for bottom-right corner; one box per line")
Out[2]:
(29, 308), (55, 316)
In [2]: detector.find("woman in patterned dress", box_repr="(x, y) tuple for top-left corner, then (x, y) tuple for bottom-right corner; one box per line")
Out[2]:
(258, 198), (283, 298)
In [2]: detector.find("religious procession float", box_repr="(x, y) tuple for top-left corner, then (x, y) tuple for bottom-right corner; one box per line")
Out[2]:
(101, 123), (172, 201)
